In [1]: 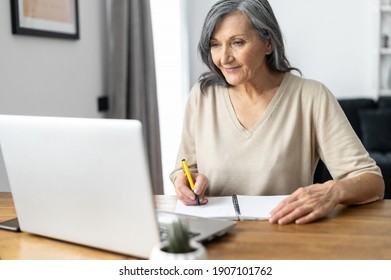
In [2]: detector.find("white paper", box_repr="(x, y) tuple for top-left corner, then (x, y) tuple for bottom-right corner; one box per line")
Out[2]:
(175, 195), (288, 220)
(175, 196), (237, 219)
(236, 195), (287, 220)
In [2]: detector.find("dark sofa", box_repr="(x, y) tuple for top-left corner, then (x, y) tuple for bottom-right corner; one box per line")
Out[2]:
(314, 97), (391, 199)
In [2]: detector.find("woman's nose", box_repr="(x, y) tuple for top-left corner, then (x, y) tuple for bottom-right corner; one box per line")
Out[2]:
(221, 46), (233, 64)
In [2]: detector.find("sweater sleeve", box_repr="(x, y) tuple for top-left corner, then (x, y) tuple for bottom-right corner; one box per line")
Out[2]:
(169, 83), (200, 184)
(314, 84), (382, 179)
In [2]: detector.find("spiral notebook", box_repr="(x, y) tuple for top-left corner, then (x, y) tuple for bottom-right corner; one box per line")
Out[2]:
(175, 194), (288, 220)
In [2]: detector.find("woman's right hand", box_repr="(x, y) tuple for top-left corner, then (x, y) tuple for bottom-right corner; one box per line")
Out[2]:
(174, 172), (209, 205)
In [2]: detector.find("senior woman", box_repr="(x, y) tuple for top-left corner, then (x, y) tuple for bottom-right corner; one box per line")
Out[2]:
(170, 0), (384, 224)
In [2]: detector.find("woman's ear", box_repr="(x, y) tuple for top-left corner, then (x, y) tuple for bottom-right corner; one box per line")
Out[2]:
(266, 39), (273, 55)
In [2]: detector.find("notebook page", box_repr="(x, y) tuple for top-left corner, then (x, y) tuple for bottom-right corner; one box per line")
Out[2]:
(237, 195), (288, 220)
(175, 196), (236, 219)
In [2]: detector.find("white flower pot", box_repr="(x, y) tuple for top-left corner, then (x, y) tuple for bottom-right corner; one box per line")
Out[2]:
(149, 240), (208, 260)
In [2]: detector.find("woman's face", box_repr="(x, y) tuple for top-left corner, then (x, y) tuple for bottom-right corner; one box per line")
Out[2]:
(210, 12), (272, 87)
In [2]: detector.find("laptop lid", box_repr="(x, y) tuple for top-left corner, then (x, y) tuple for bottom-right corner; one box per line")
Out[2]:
(0, 115), (235, 259)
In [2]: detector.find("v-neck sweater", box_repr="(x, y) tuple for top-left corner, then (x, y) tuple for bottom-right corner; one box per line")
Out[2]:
(169, 73), (382, 196)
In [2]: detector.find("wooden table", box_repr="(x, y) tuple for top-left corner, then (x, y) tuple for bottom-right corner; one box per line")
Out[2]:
(1, 192), (391, 260)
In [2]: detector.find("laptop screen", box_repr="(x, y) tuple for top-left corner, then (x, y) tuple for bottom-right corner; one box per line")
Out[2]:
(0, 115), (160, 258)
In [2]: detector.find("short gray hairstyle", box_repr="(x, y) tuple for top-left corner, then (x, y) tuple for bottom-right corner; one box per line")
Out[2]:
(198, 0), (300, 92)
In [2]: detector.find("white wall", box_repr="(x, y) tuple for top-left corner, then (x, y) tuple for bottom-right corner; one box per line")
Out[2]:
(269, 0), (376, 99)
(182, 0), (218, 88)
(0, 1), (106, 192)
(183, 0), (377, 99)
(0, 1), (106, 117)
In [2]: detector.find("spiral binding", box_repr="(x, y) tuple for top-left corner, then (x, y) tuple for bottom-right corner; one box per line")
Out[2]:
(232, 194), (241, 220)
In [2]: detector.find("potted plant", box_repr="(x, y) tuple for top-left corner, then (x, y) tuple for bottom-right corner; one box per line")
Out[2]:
(149, 218), (208, 260)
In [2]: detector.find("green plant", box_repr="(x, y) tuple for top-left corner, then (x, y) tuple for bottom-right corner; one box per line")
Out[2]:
(165, 219), (194, 254)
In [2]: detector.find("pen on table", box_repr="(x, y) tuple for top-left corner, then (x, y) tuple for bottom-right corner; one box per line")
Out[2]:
(181, 159), (201, 205)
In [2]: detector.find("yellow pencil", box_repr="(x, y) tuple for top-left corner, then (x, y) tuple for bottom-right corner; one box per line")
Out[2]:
(181, 159), (200, 205)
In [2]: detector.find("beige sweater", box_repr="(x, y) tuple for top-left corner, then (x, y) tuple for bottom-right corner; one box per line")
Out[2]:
(170, 73), (382, 196)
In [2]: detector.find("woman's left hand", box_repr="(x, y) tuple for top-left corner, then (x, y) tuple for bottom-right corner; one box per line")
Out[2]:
(268, 180), (340, 224)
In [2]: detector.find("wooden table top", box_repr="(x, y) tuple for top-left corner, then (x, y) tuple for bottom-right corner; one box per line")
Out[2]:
(1, 192), (391, 260)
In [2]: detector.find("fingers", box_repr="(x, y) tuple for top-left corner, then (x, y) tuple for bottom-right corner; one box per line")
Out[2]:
(193, 173), (209, 205)
(269, 183), (338, 224)
(175, 184), (197, 205)
(174, 172), (209, 206)
(269, 202), (321, 224)
(193, 173), (208, 195)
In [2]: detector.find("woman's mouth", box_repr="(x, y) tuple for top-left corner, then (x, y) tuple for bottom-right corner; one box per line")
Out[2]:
(223, 66), (240, 74)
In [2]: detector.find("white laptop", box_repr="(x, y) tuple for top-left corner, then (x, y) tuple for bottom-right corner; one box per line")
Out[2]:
(0, 114), (235, 259)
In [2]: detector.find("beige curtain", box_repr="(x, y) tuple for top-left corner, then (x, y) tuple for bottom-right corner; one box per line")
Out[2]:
(105, 0), (163, 194)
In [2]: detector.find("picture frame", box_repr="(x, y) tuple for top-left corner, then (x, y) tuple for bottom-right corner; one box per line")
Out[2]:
(10, 0), (79, 40)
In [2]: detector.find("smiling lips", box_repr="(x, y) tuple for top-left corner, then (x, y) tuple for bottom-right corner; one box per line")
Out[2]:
(223, 66), (241, 73)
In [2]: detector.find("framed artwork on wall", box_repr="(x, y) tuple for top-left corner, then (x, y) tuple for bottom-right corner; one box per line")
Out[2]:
(10, 0), (79, 39)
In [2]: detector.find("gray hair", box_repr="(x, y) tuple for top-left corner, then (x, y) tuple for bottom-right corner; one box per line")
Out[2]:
(198, 0), (300, 92)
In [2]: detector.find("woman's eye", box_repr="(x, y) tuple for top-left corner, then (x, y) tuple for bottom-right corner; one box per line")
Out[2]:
(210, 42), (220, 48)
(232, 40), (244, 46)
